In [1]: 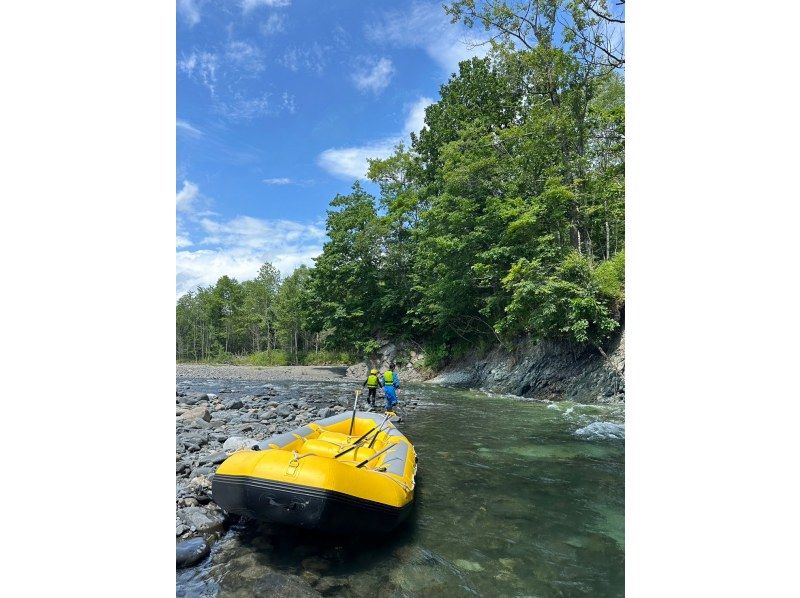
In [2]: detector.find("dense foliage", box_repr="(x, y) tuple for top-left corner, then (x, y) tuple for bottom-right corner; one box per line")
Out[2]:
(177, 0), (624, 363)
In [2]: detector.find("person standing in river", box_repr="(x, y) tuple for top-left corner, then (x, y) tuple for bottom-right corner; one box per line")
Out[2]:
(383, 363), (399, 412)
(362, 368), (383, 407)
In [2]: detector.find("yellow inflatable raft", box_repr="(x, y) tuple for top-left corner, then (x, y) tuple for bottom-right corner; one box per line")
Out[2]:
(212, 410), (417, 533)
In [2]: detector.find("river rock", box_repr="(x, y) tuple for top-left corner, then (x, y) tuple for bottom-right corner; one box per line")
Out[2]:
(178, 506), (225, 534)
(223, 398), (243, 410)
(276, 402), (294, 417)
(317, 407), (335, 418)
(183, 393), (208, 406)
(574, 421), (625, 440)
(202, 451), (228, 465)
(176, 537), (210, 568)
(192, 419), (213, 430)
(179, 406), (211, 422)
(252, 571), (321, 597)
(454, 559), (484, 572)
(313, 576), (348, 594)
(223, 436), (257, 452)
(188, 466), (214, 479)
(300, 556), (330, 573)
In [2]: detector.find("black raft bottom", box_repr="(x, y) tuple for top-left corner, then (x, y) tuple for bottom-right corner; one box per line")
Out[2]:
(212, 474), (412, 534)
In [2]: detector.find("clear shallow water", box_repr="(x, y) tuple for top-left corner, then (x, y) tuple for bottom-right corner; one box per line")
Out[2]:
(177, 379), (624, 597)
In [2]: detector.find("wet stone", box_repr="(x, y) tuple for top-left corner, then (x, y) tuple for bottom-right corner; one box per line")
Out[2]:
(176, 537), (210, 569)
(177, 506), (225, 534)
(252, 571), (321, 597)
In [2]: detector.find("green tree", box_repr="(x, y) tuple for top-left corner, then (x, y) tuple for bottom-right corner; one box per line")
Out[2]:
(275, 265), (312, 364)
(311, 182), (383, 353)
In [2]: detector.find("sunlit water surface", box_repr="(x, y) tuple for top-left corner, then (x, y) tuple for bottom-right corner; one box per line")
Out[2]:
(177, 378), (624, 597)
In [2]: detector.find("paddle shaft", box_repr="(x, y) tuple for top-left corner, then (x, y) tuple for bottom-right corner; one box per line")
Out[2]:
(348, 390), (360, 435)
(335, 414), (390, 458)
(356, 443), (394, 468)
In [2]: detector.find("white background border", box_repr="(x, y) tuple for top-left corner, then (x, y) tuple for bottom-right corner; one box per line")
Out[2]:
(1, 1), (799, 595)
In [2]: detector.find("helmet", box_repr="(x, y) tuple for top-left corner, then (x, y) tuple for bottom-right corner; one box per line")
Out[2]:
(370, 369), (378, 374)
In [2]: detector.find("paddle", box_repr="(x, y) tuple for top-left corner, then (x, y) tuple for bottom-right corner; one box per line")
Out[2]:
(367, 416), (390, 448)
(355, 443), (394, 469)
(348, 389), (360, 436)
(335, 414), (390, 459)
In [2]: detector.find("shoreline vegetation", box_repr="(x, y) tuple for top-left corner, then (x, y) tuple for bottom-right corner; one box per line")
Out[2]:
(177, 350), (352, 368)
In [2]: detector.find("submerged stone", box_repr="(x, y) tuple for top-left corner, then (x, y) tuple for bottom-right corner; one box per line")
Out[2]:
(176, 537), (210, 568)
(454, 559), (484, 572)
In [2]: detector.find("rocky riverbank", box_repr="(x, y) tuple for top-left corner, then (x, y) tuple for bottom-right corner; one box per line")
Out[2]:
(428, 331), (625, 403)
(175, 367), (420, 571)
(345, 329), (625, 404)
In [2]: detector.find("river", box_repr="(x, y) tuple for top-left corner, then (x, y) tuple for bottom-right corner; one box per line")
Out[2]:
(176, 375), (624, 597)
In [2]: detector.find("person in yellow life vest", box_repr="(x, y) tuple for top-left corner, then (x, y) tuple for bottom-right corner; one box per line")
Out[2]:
(382, 363), (399, 411)
(362, 368), (383, 407)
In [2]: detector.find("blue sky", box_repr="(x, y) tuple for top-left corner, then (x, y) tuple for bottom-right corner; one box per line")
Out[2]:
(176, 0), (488, 297)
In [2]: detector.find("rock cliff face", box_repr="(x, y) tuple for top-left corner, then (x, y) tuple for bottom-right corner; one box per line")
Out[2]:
(346, 340), (429, 383)
(428, 330), (625, 403)
(347, 330), (625, 403)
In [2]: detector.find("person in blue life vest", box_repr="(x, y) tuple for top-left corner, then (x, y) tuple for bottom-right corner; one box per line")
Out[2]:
(362, 368), (383, 407)
(382, 363), (400, 412)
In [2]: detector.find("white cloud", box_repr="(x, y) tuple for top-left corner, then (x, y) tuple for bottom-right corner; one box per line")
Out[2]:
(367, 2), (488, 75)
(261, 13), (286, 35)
(177, 216), (324, 297)
(241, 0), (291, 12)
(282, 91), (296, 114)
(402, 96), (433, 137)
(176, 119), (203, 137)
(175, 182), (325, 296)
(176, 180), (200, 212)
(179, 40), (264, 98)
(178, 51), (219, 94)
(263, 177), (292, 185)
(317, 97), (434, 179)
(176, 246), (320, 299)
(177, 0), (203, 26)
(224, 40), (265, 73)
(279, 43), (326, 74)
(351, 57), (395, 94)
(215, 93), (271, 121)
(318, 140), (399, 180)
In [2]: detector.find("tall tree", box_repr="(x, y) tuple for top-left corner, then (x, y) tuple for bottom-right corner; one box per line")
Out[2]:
(311, 182), (383, 352)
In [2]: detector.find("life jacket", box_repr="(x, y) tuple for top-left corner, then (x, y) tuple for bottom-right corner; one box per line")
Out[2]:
(383, 370), (394, 385)
(366, 374), (379, 388)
